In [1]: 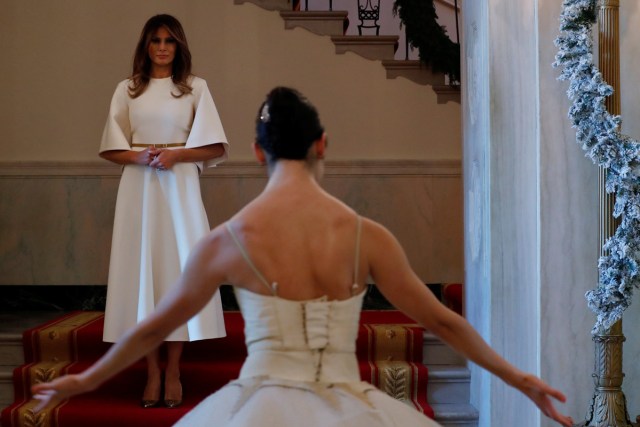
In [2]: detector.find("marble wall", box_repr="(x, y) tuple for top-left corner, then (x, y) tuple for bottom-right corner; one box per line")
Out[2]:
(539, 1), (604, 425)
(0, 160), (463, 286)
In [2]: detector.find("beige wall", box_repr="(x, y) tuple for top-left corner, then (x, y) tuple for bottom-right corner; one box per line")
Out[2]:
(0, 1), (460, 162)
(0, 1), (463, 286)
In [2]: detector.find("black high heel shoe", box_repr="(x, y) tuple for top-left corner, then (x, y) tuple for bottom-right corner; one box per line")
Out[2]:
(141, 378), (162, 408)
(164, 398), (182, 408)
(164, 378), (182, 408)
(141, 399), (160, 408)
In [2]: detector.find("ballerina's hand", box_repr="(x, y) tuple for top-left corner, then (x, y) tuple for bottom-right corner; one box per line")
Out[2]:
(517, 374), (574, 427)
(31, 374), (89, 413)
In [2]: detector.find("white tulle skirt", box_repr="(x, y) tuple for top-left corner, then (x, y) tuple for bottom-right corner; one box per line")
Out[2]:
(173, 378), (442, 427)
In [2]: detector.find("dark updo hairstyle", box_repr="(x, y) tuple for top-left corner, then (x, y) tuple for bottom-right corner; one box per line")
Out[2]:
(256, 87), (324, 163)
(128, 14), (192, 99)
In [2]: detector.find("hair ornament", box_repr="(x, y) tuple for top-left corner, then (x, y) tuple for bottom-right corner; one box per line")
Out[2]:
(260, 103), (271, 123)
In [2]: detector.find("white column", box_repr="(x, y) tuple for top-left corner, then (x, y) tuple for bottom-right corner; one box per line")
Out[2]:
(619, 1), (640, 414)
(463, 1), (599, 425)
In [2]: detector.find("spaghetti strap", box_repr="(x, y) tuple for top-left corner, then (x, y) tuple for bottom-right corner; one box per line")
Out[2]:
(352, 216), (362, 293)
(225, 223), (276, 295)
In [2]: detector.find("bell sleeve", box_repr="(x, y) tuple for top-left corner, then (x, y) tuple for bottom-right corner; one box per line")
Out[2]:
(99, 81), (132, 153)
(186, 78), (229, 169)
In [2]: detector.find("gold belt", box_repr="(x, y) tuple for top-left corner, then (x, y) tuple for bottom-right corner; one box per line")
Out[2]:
(131, 143), (186, 148)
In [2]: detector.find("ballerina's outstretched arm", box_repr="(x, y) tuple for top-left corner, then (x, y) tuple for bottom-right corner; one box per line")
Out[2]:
(32, 228), (231, 411)
(362, 218), (574, 427)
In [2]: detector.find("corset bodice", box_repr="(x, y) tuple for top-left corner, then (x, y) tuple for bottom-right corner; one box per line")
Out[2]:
(235, 288), (365, 383)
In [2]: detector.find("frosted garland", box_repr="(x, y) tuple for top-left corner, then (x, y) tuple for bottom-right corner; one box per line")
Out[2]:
(554, 0), (640, 333)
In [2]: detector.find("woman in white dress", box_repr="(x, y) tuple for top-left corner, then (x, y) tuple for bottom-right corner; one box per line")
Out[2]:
(98, 14), (227, 408)
(34, 87), (573, 426)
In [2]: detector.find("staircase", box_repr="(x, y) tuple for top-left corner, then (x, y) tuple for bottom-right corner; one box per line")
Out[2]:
(234, 0), (461, 104)
(0, 310), (478, 427)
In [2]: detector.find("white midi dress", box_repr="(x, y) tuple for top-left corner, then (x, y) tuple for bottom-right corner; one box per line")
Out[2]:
(172, 220), (442, 426)
(100, 76), (228, 342)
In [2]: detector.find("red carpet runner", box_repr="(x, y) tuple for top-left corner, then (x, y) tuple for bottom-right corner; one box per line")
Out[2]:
(2, 311), (433, 427)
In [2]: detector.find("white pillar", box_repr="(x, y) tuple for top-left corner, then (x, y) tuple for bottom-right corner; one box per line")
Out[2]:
(462, 1), (599, 425)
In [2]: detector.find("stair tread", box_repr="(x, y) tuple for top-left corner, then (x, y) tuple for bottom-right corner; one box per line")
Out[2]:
(424, 331), (464, 346)
(428, 366), (470, 380)
(433, 84), (461, 93)
(233, 0), (292, 11)
(432, 403), (479, 420)
(382, 59), (444, 73)
(382, 59), (423, 67)
(0, 333), (22, 342)
(382, 59), (428, 74)
(0, 312), (66, 335)
(332, 35), (398, 42)
(280, 11), (348, 18)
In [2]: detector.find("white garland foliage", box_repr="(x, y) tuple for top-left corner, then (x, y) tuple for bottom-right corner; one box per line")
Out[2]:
(554, 0), (640, 333)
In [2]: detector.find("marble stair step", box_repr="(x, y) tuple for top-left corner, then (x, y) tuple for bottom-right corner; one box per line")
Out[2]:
(0, 370), (13, 410)
(280, 11), (348, 36)
(382, 60), (460, 103)
(0, 312), (67, 409)
(432, 85), (461, 104)
(0, 332), (23, 368)
(331, 35), (399, 61)
(432, 403), (479, 427)
(0, 331), (27, 409)
(382, 60), (446, 86)
(428, 366), (470, 404)
(424, 332), (466, 366)
(234, 0), (293, 11)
